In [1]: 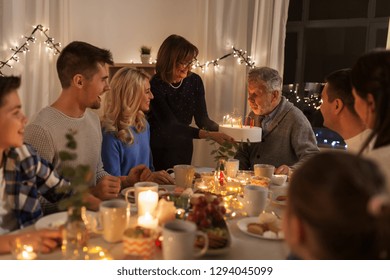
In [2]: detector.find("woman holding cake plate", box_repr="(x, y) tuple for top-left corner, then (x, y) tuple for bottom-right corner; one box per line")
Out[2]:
(148, 34), (234, 170)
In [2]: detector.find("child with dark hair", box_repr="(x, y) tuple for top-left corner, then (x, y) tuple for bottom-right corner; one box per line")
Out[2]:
(0, 76), (66, 253)
(283, 152), (390, 259)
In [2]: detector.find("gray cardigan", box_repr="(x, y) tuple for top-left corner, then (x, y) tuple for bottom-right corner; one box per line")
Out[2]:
(235, 97), (319, 170)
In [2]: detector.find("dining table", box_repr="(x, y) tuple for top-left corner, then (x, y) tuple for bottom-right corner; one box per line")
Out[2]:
(0, 176), (290, 260)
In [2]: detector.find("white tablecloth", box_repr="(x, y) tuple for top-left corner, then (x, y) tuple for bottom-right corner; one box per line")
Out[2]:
(0, 182), (289, 260)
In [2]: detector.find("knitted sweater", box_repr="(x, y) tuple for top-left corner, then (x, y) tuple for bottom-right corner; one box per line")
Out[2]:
(235, 97), (319, 170)
(24, 107), (109, 185)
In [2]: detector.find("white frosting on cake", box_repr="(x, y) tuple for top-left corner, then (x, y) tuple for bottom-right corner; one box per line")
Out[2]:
(219, 125), (262, 142)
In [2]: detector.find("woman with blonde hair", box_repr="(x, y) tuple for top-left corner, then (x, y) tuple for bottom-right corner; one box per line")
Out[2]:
(101, 67), (173, 184)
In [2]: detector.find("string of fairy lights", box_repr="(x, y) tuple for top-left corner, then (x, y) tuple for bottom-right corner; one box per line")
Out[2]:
(1, 25), (321, 111)
(0, 24), (61, 76)
(193, 46), (256, 72)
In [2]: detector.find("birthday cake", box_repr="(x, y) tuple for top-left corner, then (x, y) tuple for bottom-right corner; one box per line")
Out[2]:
(219, 125), (262, 143)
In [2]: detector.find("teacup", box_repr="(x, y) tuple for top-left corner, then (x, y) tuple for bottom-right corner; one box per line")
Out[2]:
(269, 183), (289, 205)
(162, 220), (208, 260)
(239, 185), (269, 216)
(167, 165), (195, 188)
(254, 164), (275, 179)
(125, 182), (159, 209)
(271, 174), (288, 185)
(226, 159), (239, 178)
(93, 199), (131, 243)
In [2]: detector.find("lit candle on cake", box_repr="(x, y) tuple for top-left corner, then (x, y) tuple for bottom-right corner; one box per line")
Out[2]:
(220, 112), (262, 143)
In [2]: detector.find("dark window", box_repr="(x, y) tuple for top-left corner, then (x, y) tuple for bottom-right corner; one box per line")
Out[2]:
(304, 27), (366, 82)
(283, 0), (389, 148)
(375, 0), (390, 17)
(308, 0), (369, 20)
(288, 0), (303, 21)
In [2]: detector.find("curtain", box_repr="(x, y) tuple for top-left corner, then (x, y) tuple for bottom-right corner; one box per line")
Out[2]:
(191, 0), (289, 168)
(387, 18), (390, 48)
(0, 0), (69, 119)
(250, 0), (289, 74)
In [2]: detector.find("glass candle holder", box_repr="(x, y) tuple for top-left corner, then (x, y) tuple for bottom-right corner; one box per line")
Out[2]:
(11, 234), (40, 260)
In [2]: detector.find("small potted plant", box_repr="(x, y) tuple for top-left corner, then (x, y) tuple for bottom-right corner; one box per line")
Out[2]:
(140, 46), (151, 64)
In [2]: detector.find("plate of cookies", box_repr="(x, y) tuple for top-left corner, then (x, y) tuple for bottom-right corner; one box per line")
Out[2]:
(237, 212), (284, 240)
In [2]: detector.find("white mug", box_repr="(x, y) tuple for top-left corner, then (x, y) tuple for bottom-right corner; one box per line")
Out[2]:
(94, 199), (131, 243)
(162, 220), (208, 260)
(167, 165), (195, 188)
(226, 159), (239, 178)
(240, 185), (268, 216)
(125, 182), (159, 209)
(254, 164), (275, 179)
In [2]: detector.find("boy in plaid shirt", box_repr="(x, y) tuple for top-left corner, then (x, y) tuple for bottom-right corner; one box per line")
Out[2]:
(0, 76), (66, 253)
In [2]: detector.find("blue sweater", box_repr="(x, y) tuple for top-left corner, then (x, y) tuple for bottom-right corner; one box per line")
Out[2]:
(101, 122), (154, 176)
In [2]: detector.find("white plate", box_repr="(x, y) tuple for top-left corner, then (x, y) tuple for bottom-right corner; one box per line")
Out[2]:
(206, 245), (231, 256)
(206, 237), (231, 256)
(271, 197), (287, 206)
(237, 217), (283, 240)
(204, 223), (232, 256)
(269, 184), (288, 206)
(35, 211), (97, 230)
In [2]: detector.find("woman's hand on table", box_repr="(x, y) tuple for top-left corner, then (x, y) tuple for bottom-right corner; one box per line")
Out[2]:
(148, 170), (175, 185)
(120, 164), (152, 187)
(122, 165), (174, 186)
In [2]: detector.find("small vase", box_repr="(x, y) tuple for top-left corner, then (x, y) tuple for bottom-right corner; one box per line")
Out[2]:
(140, 54), (151, 64)
(61, 206), (89, 260)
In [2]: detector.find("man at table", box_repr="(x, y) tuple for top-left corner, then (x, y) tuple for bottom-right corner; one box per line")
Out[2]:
(24, 41), (152, 213)
(234, 67), (319, 175)
(320, 68), (371, 154)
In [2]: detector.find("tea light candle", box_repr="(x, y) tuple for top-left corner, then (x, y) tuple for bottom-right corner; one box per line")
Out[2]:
(196, 180), (208, 191)
(17, 245), (37, 260)
(84, 246), (113, 260)
(226, 181), (241, 194)
(138, 190), (158, 216)
(138, 212), (158, 229)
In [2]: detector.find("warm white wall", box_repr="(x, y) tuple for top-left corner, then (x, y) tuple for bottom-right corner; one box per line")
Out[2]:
(67, 0), (202, 64)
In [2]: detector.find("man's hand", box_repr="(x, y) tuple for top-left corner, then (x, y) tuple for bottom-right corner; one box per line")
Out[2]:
(90, 175), (121, 200)
(275, 164), (290, 175)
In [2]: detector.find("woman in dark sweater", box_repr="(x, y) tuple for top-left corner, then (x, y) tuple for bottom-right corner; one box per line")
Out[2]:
(149, 34), (233, 170)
